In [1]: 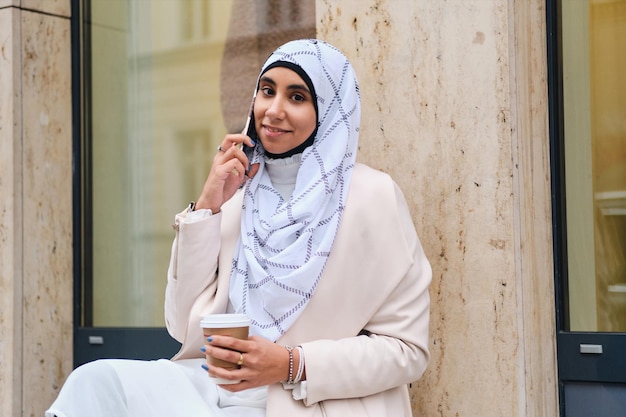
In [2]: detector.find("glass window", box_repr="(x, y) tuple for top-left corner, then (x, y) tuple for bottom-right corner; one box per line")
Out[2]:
(83, 0), (315, 327)
(562, 0), (626, 332)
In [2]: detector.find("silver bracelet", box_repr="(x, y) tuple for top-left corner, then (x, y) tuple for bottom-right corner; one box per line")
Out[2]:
(285, 345), (295, 384)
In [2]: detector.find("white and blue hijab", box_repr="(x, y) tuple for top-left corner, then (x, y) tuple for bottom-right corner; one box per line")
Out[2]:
(229, 39), (361, 341)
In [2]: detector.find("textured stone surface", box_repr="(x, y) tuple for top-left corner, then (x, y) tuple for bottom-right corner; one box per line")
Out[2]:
(318, 1), (556, 416)
(0, 5), (73, 416)
(20, 8), (73, 416)
(0, 8), (22, 417)
(0, 0), (20, 9)
(22, 0), (70, 17)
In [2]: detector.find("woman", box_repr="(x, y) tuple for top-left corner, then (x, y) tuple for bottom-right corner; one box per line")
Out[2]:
(46, 39), (431, 417)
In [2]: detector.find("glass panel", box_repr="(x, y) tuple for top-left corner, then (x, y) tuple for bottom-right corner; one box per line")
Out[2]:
(563, 382), (626, 416)
(563, 0), (626, 331)
(87, 0), (315, 327)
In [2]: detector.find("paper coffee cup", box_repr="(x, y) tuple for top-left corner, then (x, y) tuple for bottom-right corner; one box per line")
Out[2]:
(200, 314), (250, 384)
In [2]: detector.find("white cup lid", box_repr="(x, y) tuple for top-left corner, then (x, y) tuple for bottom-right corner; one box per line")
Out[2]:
(200, 314), (250, 328)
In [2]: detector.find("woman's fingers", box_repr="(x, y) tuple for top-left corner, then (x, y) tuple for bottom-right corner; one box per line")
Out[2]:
(214, 141), (251, 178)
(203, 335), (290, 391)
(213, 157), (246, 180)
(205, 335), (247, 354)
(206, 346), (245, 367)
(202, 337), (256, 389)
(194, 134), (254, 212)
(217, 134), (254, 154)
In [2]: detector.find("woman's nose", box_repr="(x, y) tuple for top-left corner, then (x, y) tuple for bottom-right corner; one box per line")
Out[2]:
(265, 96), (285, 119)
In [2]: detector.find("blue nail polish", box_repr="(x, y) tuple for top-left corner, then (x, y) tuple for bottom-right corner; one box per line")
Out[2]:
(250, 139), (256, 146)
(201, 363), (209, 371)
(206, 336), (213, 342)
(200, 346), (206, 353)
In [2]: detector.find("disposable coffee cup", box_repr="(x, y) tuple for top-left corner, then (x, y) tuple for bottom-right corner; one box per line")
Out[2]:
(200, 314), (250, 384)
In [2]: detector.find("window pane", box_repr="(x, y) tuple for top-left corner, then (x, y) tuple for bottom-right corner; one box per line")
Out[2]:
(87, 0), (314, 327)
(563, 0), (626, 331)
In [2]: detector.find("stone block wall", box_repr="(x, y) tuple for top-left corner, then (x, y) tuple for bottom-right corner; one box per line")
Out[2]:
(0, 1), (73, 416)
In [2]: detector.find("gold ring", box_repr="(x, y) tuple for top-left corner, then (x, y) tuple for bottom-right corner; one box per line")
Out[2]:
(237, 353), (244, 366)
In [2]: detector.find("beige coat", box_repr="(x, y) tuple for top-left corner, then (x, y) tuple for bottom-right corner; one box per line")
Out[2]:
(165, 163), (432, 417)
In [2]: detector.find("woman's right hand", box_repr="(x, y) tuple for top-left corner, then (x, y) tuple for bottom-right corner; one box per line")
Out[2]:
(194, 134), (259, 213)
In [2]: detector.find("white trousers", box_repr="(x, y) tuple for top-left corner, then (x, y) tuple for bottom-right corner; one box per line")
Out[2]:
(45, 358), (267, 417)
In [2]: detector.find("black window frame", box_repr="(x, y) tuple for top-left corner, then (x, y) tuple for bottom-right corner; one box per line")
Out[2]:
(547, 1), (626, 416)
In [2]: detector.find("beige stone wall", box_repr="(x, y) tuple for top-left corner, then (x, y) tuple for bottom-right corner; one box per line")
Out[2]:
(0, 0), (557, 416)
(0, 1), (73, 416)
(318, 1), (557, 416)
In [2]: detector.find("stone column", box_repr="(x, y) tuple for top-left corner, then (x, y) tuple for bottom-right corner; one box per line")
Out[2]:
(0, 1), (73, 416)
(317, 1), (557, 416)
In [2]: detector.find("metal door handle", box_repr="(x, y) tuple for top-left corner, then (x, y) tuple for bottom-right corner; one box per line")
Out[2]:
(579, 344), (602, 354)
(89, 336), (104, 345)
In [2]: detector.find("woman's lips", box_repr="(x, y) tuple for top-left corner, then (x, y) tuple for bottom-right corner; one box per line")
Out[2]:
(263, 125), (290, 137)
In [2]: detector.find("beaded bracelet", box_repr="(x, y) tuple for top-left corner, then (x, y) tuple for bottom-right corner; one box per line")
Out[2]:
(285, 345), (295, 384)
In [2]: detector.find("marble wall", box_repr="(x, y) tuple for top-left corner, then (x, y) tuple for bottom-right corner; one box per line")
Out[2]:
(0, 1), (73, 416)
(0, 0), (557, 416)
(318, 1), (557, 416)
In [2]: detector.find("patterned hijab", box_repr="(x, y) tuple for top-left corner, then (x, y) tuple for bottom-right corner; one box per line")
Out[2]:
(229, 39), (361, 341)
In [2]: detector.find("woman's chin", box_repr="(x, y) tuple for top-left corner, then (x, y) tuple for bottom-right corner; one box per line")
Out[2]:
(260, 142), (286, 155)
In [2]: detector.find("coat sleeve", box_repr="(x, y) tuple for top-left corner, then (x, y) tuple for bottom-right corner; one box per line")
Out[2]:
(165, 209), (223, 343)
(300, 181), (432, 405)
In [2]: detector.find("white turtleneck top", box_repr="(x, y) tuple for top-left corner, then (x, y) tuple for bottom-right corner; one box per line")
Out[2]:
(263, 154), (300, 200)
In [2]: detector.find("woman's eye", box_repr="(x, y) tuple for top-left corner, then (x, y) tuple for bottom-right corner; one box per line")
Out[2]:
(292, 93), (306, 102)
(261, 86), (274, 96)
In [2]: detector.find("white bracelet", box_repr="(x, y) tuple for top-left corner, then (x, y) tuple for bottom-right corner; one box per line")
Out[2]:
(294, 346), (305, 384)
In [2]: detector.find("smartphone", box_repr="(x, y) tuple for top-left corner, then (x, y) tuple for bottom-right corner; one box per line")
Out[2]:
(241, 97), (257, 162)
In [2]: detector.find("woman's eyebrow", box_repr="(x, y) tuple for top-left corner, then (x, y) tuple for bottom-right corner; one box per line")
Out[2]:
(259, 75), (310, 94)
(259, 75), (276, 85)
(287, 83), (310, 93)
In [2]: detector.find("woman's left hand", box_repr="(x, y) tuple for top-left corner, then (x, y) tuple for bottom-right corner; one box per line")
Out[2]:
(202, 335), (289, 391)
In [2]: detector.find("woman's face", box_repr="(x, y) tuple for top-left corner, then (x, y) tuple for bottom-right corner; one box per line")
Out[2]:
(254, 66), (317, 155)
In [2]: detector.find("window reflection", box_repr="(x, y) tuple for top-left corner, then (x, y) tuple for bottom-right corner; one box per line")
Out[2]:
(563, 0), (626, 332)
(88, 0), (314, 327)
(589, 0), (626, 332)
